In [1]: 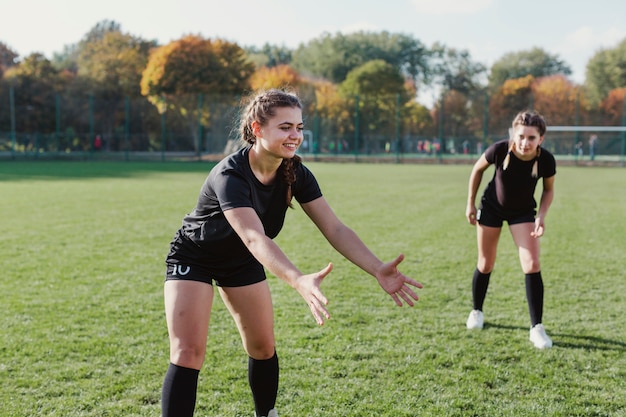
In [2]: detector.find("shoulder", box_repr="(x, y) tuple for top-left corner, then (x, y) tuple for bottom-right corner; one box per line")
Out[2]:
(207, 147), (252, 188)
(539, 146), (556, 176)
(484, 139), (509, 163)
(210, 146), (249, 177)
(540, 146), (555, 159)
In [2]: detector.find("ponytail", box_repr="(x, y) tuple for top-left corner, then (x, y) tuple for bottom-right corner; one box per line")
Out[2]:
(280, 155), (301, 208)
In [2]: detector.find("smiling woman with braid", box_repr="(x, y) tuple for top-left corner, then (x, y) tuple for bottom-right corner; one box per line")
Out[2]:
(160, 89), (423, 417)
(465, 110), (556, 349)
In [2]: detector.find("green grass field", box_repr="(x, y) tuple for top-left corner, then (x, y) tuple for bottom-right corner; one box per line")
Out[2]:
(1, 160), (625, 417)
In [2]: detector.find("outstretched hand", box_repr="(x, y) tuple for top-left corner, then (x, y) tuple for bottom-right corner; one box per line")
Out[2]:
(376, 254), (423, 306)
(294, 262), (333, 325)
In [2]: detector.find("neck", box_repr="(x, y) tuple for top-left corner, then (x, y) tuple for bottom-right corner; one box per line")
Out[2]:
(248, 145), (282, 184)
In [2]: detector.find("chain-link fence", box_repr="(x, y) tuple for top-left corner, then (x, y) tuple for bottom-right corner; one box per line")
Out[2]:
(1, 88), (625, 165)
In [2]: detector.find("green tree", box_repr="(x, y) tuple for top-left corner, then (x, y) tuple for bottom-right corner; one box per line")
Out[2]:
(430, 43), (486, 94)
(51, 20), (125, 75)
(244, 43), (293, 68)
(0, 41), (19, 75)
(339, 59), (410, 152)
(77, 29), (155, 98)
(488, 47), (571, 91)
(52, 20), (158, 150)
(0, 42), (19, 135)
(585, 38), (626, 105)
(292, 31), (430, 86)
(3, 53), (64, 138)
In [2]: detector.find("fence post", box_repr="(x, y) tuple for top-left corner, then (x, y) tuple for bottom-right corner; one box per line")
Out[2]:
(574, 91), (580, 146)
(483, 91), (489, 142)
(353, 95), (360, 161)
(312, 110), (319, 159)
(89, 94), (94, 159)
(395, 93), (401, 163)
(125, 96), (130, 161)
(55, 94), (61, 154)
(197, 93), (203, 161)
(161, 96), (166, 162)
(438, 93), (444, 163)
(622, 94), (626, 166)
(9, 85), (16, 159)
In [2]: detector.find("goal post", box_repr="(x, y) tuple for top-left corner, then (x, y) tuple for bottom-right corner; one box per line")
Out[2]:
(548, 126), (626, 132)
(545, 126), (626, 165)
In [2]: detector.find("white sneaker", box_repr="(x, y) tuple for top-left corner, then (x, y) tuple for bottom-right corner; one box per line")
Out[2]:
(466, 309), (484, 329)
(529, 324), (553, 349)
(255, 409), (278, 417)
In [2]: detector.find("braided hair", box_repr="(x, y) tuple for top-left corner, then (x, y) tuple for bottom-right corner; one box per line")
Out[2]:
(238, 89), (303, 208)
(503, 110), (546, 178)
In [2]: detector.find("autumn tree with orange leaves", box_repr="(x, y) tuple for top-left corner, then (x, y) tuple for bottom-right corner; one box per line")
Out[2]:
(531, 75), (587, 126)
(249, 64), (301, 91)
(141, 35), (254, 111)
(140, 35), (254, 152)
(599, 88), (626, 125)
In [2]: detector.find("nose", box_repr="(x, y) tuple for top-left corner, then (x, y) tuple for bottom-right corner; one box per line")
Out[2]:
(290, 128), (302, 139)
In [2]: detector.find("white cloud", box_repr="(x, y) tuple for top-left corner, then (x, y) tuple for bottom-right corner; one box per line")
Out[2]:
(340, 21), (381, 34)
(410, 0), (494, 14)
(556, 25), (626, 82)
(565, 25), (626, 51)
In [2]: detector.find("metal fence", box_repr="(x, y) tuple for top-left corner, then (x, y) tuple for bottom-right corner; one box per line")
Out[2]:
(1, 88), (625, 165)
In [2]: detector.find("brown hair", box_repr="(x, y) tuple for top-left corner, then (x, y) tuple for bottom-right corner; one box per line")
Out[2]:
(503, 110), (546, 177)
(238, 89), (303, 208)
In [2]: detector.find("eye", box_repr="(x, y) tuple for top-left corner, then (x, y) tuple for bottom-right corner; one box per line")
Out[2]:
(297, 126), (304, 132)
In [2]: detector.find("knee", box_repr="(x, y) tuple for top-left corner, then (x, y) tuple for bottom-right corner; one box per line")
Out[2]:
(477, 259), (495, 274)
(170, 344), (206, 369)
(521, 259), (541, 274)
(245, 341), (276, 360)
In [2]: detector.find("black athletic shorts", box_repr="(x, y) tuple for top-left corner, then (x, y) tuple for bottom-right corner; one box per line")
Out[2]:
(165, 258), (266, 287)
(477, 199), (535, 228)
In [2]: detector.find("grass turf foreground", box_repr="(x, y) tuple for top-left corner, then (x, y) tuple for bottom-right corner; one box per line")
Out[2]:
(1, 161), (624, 417)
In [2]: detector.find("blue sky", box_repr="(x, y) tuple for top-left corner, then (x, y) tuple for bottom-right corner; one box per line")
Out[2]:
(2, 0), (625, 89)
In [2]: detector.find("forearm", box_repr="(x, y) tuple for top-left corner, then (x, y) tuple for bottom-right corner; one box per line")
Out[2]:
(537, 189), (554, 219)
(246, 235), (303, 287)
(467, 170), (483, 205)
(323, 224), (382, 277)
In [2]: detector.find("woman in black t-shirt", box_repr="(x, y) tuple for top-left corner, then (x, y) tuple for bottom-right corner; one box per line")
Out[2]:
(465, 110), (556, 349)
(161, 89), (423, 417)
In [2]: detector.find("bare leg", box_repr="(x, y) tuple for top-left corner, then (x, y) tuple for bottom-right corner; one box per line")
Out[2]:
(509, 222), (545, 326)
(162, 280), (214, 417)
(219, 281), (277, 416)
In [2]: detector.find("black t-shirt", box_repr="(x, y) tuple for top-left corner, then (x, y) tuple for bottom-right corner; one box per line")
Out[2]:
(481, 140), (556, 213)
(167, 146), (322, 266)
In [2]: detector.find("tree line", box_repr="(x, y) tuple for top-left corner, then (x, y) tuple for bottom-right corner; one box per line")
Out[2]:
(1, 19), (625, 155)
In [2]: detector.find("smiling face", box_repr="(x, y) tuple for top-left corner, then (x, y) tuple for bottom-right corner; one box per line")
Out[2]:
(251, 106), (303, 160)
(511, 124), (544, 160)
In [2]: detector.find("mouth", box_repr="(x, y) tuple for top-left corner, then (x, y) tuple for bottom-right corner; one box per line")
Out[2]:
(283, 143), (298, 150)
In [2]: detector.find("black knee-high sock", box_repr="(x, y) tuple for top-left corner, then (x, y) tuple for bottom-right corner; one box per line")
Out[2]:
(472, 268), (491, 311)
(525, 271), (544, 327)
(248, 351), (279, 417)
(161, 363), (199, 417)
